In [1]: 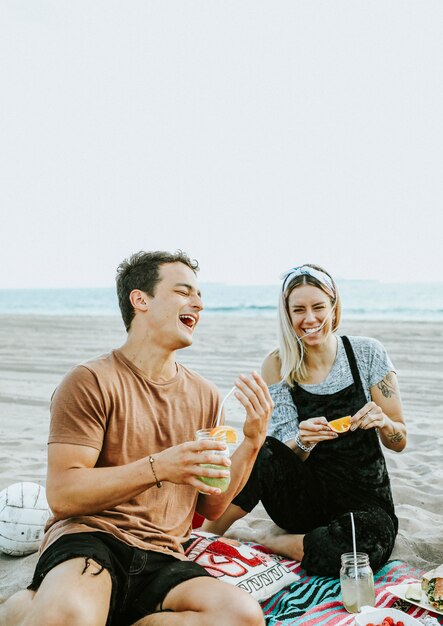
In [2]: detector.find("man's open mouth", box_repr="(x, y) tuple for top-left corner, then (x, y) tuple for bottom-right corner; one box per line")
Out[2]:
(179, 314), (197, 329)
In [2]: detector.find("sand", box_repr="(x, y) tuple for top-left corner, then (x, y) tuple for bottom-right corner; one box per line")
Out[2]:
(0, 314), (442, 600)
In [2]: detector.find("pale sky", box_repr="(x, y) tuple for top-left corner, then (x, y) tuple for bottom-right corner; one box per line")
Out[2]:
(1, 1), (442, 289)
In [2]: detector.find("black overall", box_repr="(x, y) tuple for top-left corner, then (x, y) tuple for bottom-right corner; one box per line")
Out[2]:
(233, 337), (398, 576)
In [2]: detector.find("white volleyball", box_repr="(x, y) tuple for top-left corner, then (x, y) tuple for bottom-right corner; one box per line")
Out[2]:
(0, 482), (50, 556)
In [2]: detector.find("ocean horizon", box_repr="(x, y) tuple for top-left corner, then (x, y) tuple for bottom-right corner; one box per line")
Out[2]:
(1, 280), (443, 321)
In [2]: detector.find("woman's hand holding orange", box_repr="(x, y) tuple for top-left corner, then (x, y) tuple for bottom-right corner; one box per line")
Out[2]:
(298, 416), (338, 447)
(350, 401), (386, 431)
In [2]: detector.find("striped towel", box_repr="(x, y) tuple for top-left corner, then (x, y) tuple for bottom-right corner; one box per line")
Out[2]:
(252, 552), (443, 626)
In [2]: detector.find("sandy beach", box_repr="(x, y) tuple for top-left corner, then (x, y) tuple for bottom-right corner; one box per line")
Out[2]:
(0, 313), (442, 600)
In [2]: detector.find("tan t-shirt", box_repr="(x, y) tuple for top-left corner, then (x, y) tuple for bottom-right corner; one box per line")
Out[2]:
(41, 350), (220, 559)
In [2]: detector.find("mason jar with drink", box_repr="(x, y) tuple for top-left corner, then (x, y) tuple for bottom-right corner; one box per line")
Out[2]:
(195, 428), (232, 493)
(340, 552), (375, 613)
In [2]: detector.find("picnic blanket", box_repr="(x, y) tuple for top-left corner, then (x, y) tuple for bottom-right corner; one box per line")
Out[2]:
(256, 555), (443, 626)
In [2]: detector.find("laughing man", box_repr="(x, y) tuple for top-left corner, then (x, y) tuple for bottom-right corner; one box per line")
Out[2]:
(1, 250), (273, 626)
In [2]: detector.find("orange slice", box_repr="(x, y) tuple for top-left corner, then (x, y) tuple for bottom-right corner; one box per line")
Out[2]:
(328, 415), (351, 433)
(210, 425), (239, 444)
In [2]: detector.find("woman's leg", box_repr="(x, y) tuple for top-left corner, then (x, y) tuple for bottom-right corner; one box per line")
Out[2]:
(258, 533), (305, 562)
(301, 506), (397, 576)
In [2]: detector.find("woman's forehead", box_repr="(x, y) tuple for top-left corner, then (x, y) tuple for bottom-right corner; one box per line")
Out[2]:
(287, 283), (331, 305)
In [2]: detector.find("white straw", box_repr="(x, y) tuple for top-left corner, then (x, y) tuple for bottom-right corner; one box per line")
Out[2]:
(215, 386), (236, 427)
(350, 512), (360, 606)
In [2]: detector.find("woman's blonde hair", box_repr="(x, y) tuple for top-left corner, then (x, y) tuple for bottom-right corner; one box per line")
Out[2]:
(276, 264), (341, 385)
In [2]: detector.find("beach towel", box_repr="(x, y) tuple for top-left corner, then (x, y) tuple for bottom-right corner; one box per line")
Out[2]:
(185, 532), (443, 624)
(185, 532), (299, 601)
(257, 554), (443, 625)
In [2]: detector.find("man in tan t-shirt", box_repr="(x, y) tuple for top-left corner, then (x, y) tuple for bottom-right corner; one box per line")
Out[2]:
(1, 250), (273, 626)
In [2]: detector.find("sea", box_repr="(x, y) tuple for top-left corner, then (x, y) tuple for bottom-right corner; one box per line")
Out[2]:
(1, 281), (443, 321)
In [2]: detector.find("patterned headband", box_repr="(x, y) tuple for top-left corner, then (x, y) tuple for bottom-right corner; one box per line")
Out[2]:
(281, 265), (335, 295)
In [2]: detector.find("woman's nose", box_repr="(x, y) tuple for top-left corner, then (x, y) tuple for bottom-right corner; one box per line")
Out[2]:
(304, 309), (316, 322)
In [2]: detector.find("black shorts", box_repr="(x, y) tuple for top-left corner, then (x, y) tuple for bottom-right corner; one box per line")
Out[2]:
(28, 532), (211, 626)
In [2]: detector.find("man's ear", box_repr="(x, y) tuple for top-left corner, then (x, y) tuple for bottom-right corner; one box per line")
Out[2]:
(130, 289), (149, 311)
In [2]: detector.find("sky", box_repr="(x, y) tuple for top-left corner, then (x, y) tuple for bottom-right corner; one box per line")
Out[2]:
(1, 1), (442, 289)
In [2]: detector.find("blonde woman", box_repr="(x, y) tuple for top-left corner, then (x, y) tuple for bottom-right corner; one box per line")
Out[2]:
(204, 264), (406, 576)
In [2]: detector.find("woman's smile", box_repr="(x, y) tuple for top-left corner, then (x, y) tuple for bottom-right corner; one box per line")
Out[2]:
(302, 325), (322, 335)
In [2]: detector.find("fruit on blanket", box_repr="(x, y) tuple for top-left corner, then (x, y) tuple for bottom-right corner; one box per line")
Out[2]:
(366, 617), (405, 626)
(328, 415), (351, 433)
(210, 425), (238, 444)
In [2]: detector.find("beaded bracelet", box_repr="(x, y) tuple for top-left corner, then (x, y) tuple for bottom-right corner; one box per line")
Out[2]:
(294, 432), (316, 453)
(148, 455), (162, 488)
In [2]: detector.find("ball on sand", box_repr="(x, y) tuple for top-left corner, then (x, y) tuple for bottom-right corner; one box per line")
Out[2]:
(0, 482), (50, 556)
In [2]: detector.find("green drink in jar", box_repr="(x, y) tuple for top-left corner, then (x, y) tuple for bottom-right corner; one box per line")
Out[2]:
(196, 428), (232, 493)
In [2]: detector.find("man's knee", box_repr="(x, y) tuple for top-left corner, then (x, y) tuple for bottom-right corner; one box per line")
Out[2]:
(0, 600), (103, 626)
(212, 588), (264, 626)
(0, 589), (35, 626)
(229, 593), (264, 626)
(35, 600), (107, 626)
(19, 573), (111, 626)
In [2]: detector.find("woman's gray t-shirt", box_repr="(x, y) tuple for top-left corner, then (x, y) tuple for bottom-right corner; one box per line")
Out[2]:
(268, 335), (395, 443)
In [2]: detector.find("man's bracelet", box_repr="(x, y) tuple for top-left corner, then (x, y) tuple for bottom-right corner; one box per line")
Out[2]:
(148, 455), (162, 488)
(294, 432), (316, 453)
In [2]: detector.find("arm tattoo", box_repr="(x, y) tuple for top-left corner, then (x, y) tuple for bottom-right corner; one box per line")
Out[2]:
(387, 431), (404, 443)
(377, 372), (398, 398)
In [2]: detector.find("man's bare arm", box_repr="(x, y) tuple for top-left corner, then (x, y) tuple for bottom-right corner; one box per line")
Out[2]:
(47, 439), (234, 520)
(46, 443), (157, 519)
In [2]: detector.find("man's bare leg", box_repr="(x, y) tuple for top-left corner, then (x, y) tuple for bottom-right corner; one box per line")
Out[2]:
(259, 533), (305, 562)
(202, 503), (247, 536)
(0, 557), (112, 626)
(132, 576), (264, 626)
(0, 590), (35, 625)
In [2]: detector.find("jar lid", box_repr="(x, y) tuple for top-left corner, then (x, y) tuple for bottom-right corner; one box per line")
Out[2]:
(341, 552), (370, 566)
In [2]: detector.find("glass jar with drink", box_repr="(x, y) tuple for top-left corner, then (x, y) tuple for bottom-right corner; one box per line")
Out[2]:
(195, 429), (231, 493)
(340, 552), (375, 613)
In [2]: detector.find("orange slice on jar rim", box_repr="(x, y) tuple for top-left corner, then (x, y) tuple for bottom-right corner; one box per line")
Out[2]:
(209, 425), (239, 444)
(328, 415), (351, 433)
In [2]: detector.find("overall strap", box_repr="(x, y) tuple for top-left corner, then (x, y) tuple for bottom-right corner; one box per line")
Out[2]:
(341, 336), (362, 387)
